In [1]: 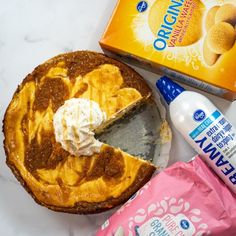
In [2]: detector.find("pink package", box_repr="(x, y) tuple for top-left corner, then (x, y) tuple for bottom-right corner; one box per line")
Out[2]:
(96, 156), (236, 236)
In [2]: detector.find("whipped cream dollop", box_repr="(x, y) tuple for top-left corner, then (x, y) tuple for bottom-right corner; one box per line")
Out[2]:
(53, 98), (106, 157)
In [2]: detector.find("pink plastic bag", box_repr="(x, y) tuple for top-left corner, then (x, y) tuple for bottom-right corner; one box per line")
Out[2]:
(96, 156), (236, 236)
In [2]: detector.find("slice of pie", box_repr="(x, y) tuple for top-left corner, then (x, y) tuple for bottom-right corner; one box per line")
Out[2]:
(3, 51), (156, 214)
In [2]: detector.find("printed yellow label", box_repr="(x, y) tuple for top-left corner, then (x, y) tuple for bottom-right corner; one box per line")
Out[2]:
(100, 0), (236, 97)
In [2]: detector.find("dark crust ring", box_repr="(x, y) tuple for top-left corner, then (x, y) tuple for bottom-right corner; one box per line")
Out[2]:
(3, 50), (156, 214)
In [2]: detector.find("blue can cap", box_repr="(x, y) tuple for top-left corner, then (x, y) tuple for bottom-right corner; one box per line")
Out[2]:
(156, 76), (185, 105)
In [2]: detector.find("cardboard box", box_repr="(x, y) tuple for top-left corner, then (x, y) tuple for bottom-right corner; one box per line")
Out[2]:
(100, 0), (236, 101)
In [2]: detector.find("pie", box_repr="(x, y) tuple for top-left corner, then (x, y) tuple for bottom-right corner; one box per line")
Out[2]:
(3, 51), (156, 214)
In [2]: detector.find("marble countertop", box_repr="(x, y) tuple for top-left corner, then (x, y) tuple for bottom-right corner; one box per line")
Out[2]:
(0, 0), (236, 235)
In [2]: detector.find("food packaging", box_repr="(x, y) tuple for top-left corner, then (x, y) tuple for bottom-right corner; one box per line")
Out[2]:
(96, 156), (236, 235)
(100, 0), (236, 101)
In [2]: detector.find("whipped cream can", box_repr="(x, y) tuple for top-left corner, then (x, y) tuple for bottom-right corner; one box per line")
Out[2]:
(157, 76), (236, 195)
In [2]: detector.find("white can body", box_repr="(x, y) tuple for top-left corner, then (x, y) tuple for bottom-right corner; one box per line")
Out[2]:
(170, 91), (236, 194)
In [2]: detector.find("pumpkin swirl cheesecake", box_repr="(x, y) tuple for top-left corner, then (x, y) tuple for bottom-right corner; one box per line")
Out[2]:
(3, 51), (156, 214)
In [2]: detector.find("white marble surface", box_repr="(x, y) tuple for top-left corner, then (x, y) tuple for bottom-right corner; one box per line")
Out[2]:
(0, 0), (236, 235)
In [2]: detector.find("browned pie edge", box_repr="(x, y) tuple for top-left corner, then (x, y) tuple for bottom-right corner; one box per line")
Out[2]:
(3, 50), (156, 214)
(6, 157), (155, 214)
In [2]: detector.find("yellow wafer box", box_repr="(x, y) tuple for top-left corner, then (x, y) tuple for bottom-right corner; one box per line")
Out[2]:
(100, 0), (236, 100)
